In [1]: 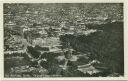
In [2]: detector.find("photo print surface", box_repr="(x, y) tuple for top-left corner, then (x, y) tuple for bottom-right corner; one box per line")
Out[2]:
(3, 3), (124, 77)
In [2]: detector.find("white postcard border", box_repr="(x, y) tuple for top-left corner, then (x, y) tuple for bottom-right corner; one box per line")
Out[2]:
(0, 0), (128, 80)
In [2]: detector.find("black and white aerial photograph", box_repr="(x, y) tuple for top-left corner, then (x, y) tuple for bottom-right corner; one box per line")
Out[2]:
(4, 3), (124, 77)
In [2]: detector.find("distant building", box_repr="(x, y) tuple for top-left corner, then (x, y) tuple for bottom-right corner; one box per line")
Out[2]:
(5, 21), (16, 29)
(32, 37), (62, 53)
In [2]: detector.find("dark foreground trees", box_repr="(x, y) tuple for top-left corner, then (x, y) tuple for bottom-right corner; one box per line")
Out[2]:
(60, 22), (124, 76)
